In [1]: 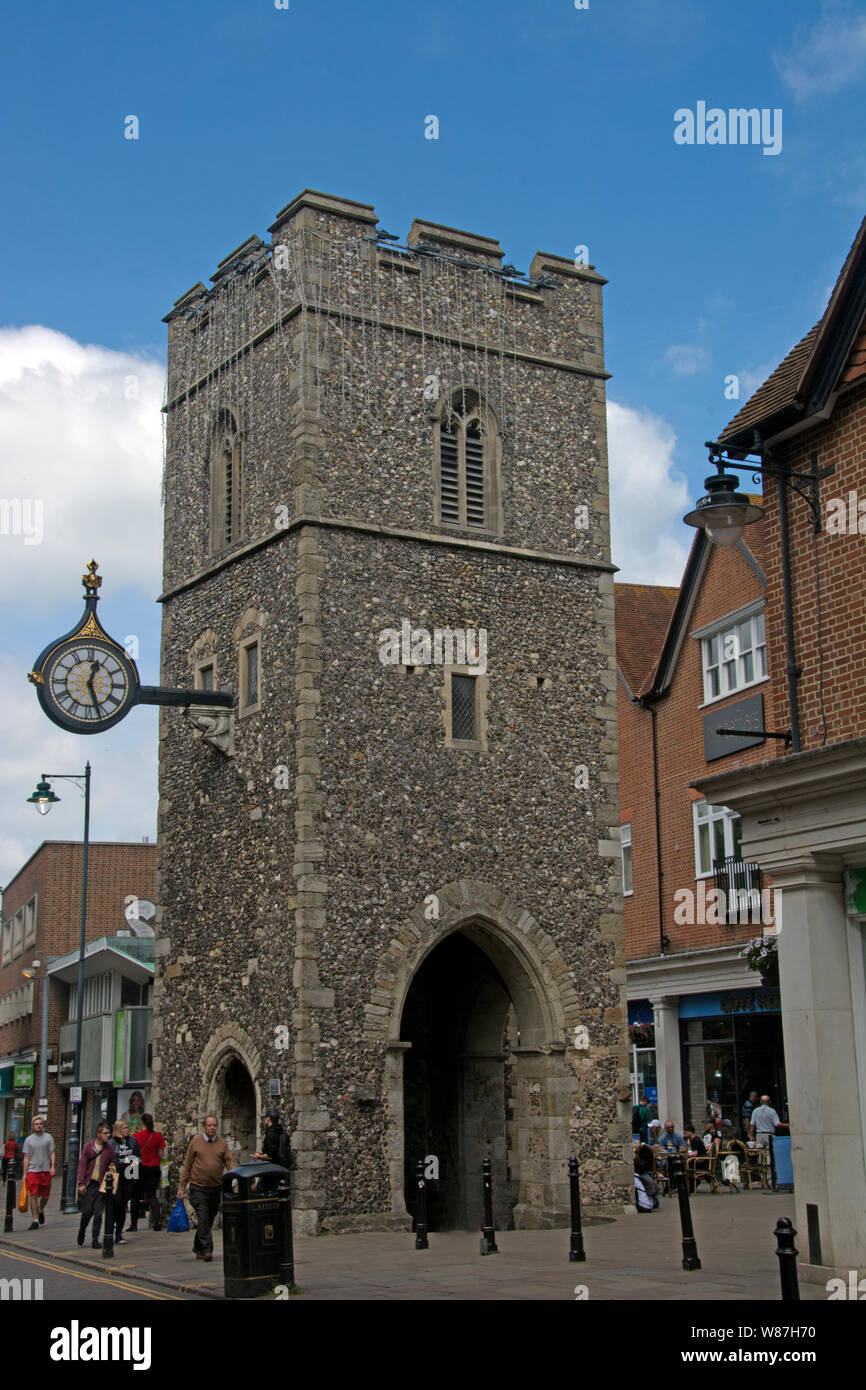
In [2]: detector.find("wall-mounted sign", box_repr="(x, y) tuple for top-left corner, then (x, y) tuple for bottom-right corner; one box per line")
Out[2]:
(845, 867), (866, 917)
(113, 1010), (127, 1088)
(703, 693), (765, 762)
(13, 1063), (34, 1092)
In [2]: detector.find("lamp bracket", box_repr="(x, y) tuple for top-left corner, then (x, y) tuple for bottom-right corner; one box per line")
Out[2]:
(705, 442), (835, 533)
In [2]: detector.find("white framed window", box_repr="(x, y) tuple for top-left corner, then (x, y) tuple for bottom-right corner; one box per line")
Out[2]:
(621, 823), (633, 895)
(1, 921), (11, 967)
(693, 800), (742, 877)
(700, 609), (767, 703)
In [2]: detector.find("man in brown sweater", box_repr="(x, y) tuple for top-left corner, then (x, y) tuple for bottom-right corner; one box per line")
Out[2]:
(177, 1115), (233, 1261)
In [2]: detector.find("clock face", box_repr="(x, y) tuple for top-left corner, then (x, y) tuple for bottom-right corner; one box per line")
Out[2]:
(41, 638), (135, 732)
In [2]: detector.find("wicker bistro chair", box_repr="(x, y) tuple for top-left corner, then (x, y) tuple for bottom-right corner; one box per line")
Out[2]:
(686, 1149), (722, 1194)
(728, 1140), (766, 1190)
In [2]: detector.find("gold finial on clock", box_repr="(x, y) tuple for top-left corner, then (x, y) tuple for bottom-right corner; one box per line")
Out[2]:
(82, 560), (102, 595)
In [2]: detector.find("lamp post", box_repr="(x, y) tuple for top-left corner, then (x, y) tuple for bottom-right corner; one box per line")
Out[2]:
(27, 762), (91, 1212)
(20, 953), (59, 1118)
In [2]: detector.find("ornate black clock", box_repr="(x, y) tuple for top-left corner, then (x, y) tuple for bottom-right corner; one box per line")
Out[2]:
(29, 561), (233, 734)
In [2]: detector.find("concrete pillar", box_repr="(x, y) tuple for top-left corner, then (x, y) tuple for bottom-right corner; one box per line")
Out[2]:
(772, 857), (866, 1278)
(649, 994), (682, 1130)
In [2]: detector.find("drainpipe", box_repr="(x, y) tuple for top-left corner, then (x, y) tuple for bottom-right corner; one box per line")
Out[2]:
(639, 696), (667, 957)
(776, 471), (802, 754)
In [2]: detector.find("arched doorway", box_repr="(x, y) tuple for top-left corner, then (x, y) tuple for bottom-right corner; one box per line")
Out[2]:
(217, 1056), (257, 1164)
(401, 928), (534, 1231)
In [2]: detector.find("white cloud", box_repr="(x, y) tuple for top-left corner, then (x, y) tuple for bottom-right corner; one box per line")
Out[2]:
(663, 344), (711, 377)
(0, 326), (165, 606)
(0, 327), (164, 884)
(774, 3), (866, 101)
(607, 400), (691, 585)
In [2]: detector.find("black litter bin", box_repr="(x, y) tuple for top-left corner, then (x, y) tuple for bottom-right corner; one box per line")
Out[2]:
(222, 1161), (294, 1299)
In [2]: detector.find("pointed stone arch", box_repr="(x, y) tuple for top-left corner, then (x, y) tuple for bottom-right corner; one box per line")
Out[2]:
(365, 880), (584, 1228)
(198, 1024), (263, 1165)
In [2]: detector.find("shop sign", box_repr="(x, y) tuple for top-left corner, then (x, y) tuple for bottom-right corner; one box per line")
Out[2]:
(844, 867), (866, 917)
(113, 1010), (127, 1088)
(703, 693), (765, 761)
(719, 989), (781, 1014)
(13, 1063), (35, 1092)
(60, 1052), (75, 1078)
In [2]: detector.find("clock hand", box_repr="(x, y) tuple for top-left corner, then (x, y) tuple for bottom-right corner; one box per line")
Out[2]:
(86, 661), (102, 707)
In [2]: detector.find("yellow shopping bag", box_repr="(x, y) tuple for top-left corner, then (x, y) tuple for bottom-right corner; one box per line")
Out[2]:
(17, 1178), (29, 1212)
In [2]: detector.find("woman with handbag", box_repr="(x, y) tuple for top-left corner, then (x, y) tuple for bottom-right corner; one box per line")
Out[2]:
(76, 1122), (116, 1249)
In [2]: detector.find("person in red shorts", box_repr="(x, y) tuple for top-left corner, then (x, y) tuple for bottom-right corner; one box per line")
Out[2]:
(22, 1115), (55, 1229)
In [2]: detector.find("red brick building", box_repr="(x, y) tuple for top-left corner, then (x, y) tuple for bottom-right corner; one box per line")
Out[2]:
(691, 212), (866, 1280)
(617, 512), (786, 1136)
(0, 841), (156, 1146)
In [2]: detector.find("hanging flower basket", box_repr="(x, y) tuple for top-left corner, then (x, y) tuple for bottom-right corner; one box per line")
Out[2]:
(740, 934), (778, 986)
(628, 1021), (655, 1047)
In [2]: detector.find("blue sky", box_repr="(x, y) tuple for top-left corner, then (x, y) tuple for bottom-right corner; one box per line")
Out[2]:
(2, 0), (865, 882)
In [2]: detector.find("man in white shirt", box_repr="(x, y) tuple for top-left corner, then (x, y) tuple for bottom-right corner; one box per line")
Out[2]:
(22, 1115), (55, 1230)
(749, 1095), (788, 1148)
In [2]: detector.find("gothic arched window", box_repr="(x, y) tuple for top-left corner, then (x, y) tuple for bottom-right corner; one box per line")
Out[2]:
(209, 409), (243, 552)
(435, 389), (502, 533)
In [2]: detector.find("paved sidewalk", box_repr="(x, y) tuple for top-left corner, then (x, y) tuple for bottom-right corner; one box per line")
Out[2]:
(0, 1187), (825, 1300)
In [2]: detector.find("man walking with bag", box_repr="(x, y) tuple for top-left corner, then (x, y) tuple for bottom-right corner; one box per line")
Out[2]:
(177, 1114), (233, 1262)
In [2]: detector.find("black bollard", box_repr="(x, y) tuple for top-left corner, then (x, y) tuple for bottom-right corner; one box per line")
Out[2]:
(480, 1157), (498, 1255)
(774, 1217), (800, 1301)
(102, 1170), (115, 1259)
(415, 1160), (429, 1250)
(767, 1135), (777, 1193)
(4, 1158), (16, 1234)
(277, 1175), (295, 1289)
(670, 1154), (701, 1270)
(568, 1157), (586, 1262)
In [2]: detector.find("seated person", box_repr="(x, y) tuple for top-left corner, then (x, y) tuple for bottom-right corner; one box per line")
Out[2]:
(682, 1124), (710, 1171)
(702, 1119), (720, 1153)
(634, 1143), (656, 1176)
(657, 1120), (686, 1152)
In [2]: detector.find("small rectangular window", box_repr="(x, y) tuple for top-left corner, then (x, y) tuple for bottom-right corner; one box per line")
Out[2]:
(1, 922), (11, 967)
(451, 674), (477, 741)
(12, 910), (24, 958)
(196, 661), (215, 692)
(621, 823), (633, 895)
(242, 641), (260, 711)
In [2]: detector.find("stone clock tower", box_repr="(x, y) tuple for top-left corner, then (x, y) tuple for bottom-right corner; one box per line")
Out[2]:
(153, 188), (629, 1233)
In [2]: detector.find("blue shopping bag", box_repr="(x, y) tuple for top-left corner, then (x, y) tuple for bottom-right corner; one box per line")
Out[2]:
(166, 1197), (190, 1233)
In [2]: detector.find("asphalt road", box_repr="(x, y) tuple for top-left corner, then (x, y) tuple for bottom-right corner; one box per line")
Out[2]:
(0, 1246), (201, 1301)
